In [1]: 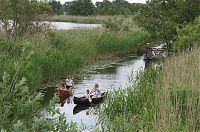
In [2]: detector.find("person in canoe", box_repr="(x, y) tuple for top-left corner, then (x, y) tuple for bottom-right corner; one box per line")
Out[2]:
(57, 83), (73, 96)
(90, 83), (101, 98)
(84, 89), (92, 102)
(65, 77), (74, 94)
(57, 83), (66, 91)
(66, 77), (74, 88)
(56, 83), (68, 106)
(144, 42), (153, 60)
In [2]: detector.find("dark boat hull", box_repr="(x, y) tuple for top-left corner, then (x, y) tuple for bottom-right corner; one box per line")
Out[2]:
(73, 91), (107, 105)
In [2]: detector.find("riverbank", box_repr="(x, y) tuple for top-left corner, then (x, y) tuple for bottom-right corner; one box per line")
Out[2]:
(99, 47), (200, 131)
(46, 15), (132, 24)
(46, 15), (110, 24)
(0, 28), (150, 89)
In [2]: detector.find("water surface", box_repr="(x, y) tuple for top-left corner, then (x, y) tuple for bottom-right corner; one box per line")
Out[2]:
(50, 22), (101, 30)
(49, 54), (146, 131)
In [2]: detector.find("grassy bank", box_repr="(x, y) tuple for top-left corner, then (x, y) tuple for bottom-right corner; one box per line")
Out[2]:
(46, 15), (111, 24)
(0, 28), (149, 89)
(99, 47), (200, 131)
(46, 15), (133, 24)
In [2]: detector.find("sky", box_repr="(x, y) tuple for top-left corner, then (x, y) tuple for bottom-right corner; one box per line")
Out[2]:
(59, 0), (147, 4)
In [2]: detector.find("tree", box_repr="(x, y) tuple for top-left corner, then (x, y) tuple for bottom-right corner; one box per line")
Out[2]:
(173, 16), (200, 51)
(95, 0), (137, 15)
(49, 1), (64, 15)
(0, 0), (51, 40)
(112, 0), (131, 15)
(63, 2), (71, 13)
(135, 0), (200, 50)
(69, 0), (95, 16)
(95, 0), (114, 15)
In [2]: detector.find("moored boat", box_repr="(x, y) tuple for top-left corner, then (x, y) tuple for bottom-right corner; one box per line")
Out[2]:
(73, 91), (107, 105)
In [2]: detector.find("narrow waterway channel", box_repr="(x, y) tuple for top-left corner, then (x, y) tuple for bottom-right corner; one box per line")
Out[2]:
(45, 54), (146, 131)
(42, 21), (161, 131)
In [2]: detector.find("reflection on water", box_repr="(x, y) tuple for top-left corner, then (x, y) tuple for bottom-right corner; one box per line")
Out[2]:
(73, 105), (90, 115)
(45, 54), (145, 131)
(74, 55), (144, 95)
(58, 95), (72, 107)
(56, 98), (98, 131)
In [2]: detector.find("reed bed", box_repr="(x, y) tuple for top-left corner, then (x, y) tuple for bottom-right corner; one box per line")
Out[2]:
(99, 47), (200, 131)
(99, 68), (157, 131)
(46, 15), (135, 25)
(46, 15), (112, 24)
(96, 31), (148, 54)
(0, 28), (149, 89)
(155, 48), (200, 131)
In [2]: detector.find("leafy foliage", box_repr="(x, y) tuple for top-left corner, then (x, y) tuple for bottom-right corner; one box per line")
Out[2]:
(135, 0), (200, 50)
(49, 1), (64, 15)
(0, 0), (51, 39)
(0, 72), (77, 131)
(69, 0), (95, 16)
(173, 16), (200, 51)
(103, 17), (128, 32)
(60, 0), (142, 16)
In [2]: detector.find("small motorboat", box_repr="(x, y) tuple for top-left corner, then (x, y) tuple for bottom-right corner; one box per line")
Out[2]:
(73, 91), (107, 105)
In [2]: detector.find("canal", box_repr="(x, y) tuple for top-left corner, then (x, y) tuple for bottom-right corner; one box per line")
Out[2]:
(45, 54), (146, 131)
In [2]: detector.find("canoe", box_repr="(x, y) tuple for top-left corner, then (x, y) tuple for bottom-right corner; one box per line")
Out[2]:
(73, 91), (107, 105)
(57, 88), (73, 97)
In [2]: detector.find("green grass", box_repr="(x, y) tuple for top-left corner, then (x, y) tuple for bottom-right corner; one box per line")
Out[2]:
(96, 31), (149, 54)
(99, 68), (157, 131)
(0, 28), (149, 89)
(99, 47), (200, 131)
(46, 15), (111, 24)
(46, 15), (135, 24)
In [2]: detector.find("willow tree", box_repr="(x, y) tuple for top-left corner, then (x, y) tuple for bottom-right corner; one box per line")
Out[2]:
(0, 0), (51, 40)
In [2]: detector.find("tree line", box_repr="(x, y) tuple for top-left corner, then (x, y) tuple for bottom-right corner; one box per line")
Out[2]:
(49, 0), (142, 15)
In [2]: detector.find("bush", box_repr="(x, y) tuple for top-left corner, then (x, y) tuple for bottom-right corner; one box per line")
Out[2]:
(0, 72), (77, 131)
(173, 16), (200, 51)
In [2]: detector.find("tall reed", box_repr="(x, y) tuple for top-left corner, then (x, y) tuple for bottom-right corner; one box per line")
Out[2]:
(0, 28), (149, 89)
(99, 47), (200, 131)
(46, 15), (128, 24)
(154, 47), (200, 131)
(99, 68), (157, 131)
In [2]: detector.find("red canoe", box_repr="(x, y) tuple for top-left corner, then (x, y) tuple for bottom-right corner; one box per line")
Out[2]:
(57, 88), (73, 97)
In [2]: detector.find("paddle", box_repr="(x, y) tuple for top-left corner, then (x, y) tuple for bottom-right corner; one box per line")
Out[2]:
(83, 93), (92, 102)
(88, 96), (92, 102)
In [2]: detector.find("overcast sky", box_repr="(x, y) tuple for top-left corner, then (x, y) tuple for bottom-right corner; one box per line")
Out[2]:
(59, 0), (147, 4)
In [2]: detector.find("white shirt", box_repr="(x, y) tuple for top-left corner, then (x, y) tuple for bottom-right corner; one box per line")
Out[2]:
(66, 79), (73, 86)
